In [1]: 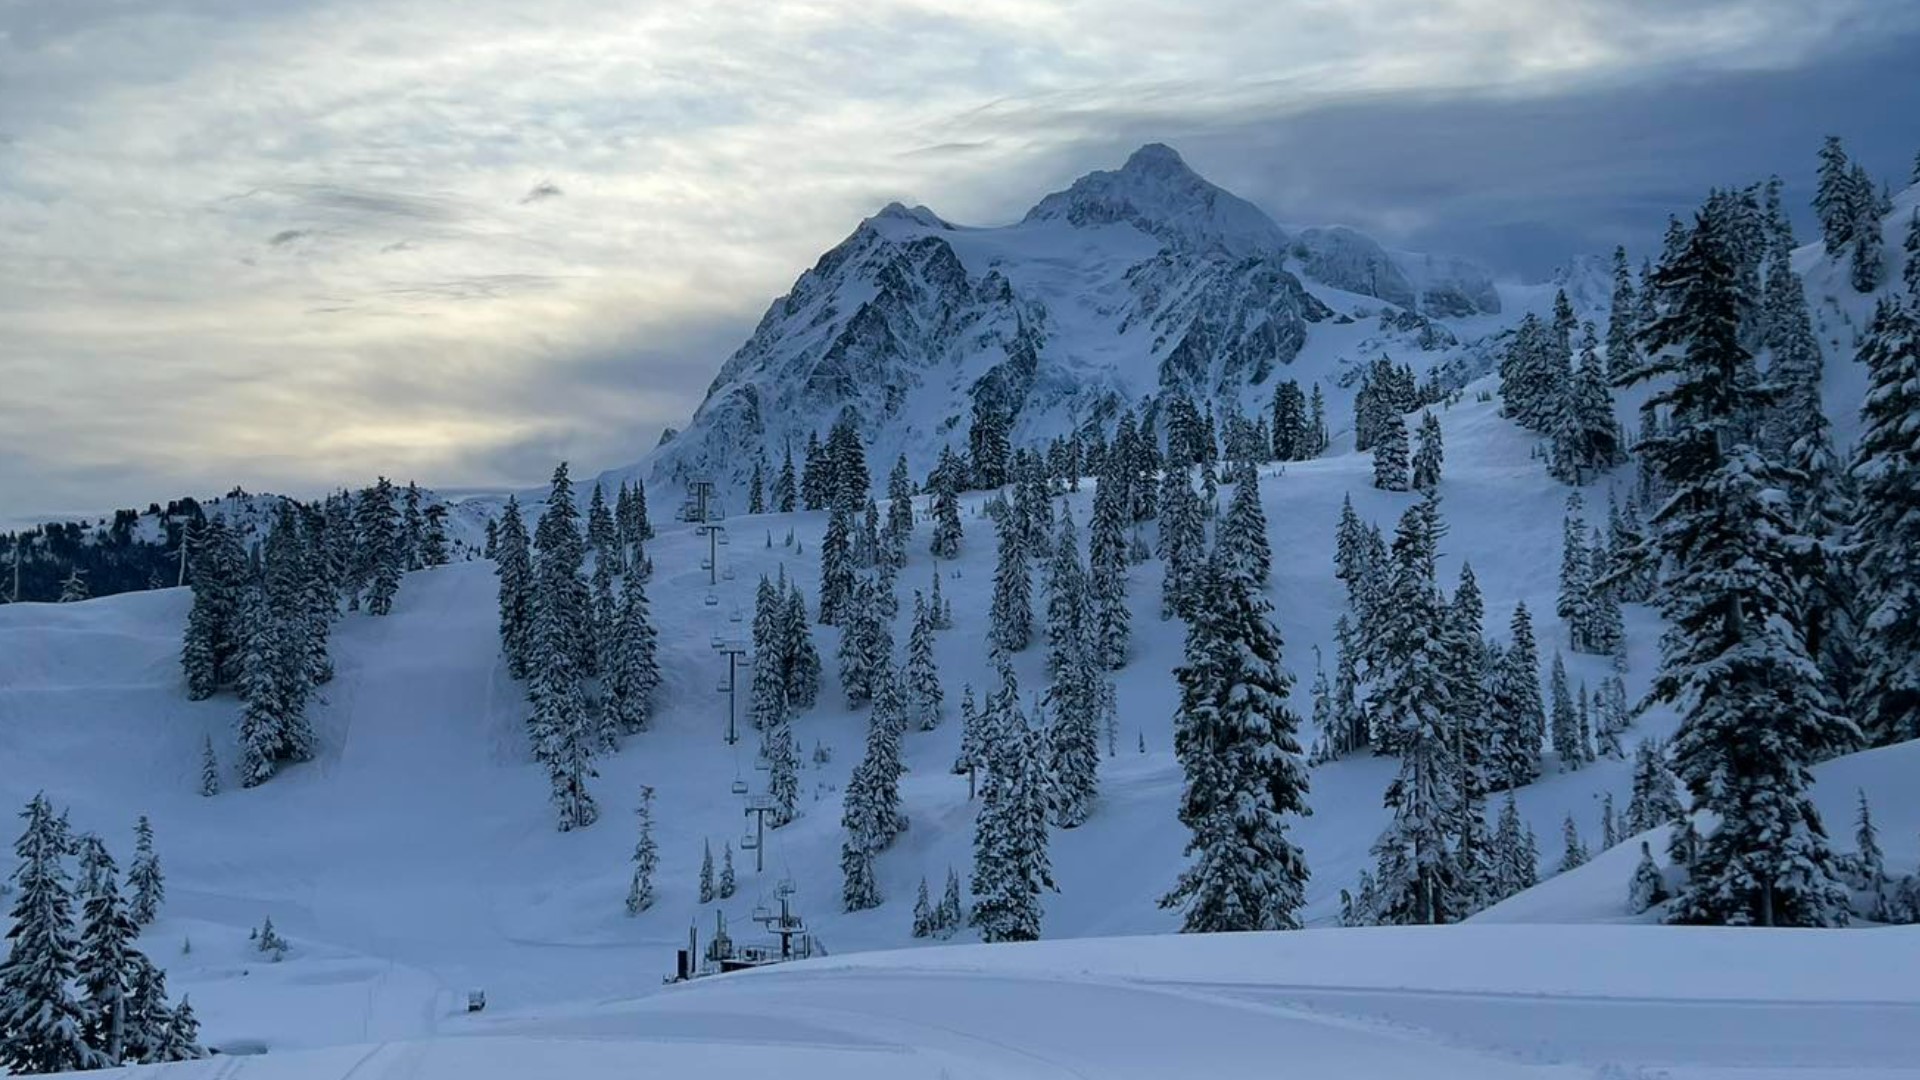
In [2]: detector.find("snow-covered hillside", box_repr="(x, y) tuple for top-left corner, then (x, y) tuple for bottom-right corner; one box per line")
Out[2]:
(5, 367), (1918, 1074)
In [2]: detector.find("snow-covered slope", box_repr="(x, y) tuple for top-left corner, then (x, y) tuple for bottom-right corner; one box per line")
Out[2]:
(627, 144), (1507, 506)
(74, 925), (1920, 1079)
(6, 367), (1917, 1074)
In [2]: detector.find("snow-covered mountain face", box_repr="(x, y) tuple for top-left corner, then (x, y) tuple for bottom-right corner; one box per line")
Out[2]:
(630, 144), (1505, 502)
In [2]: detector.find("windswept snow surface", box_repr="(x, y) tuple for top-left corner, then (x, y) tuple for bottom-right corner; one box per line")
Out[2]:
(5, 378), (1917, 1076)
(81, 927), (1920, 1078)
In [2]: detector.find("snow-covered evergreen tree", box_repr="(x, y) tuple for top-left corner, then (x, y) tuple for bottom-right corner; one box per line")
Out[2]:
(603, 574), (659, 736)
(698, 841), (715, 904)
(1549, 325), (1626, 485)
(399, 482), (424, 571)
(1444, 564), (1497, 914)
(938, 868), (964, 936)
(719, 842), (736, 900)
(1814, 135), (1861, 255)
(825, 417), (871, 512)
(1269, 379), (1310, 461)
(1549, 651), (1582, 767)
(1411, 411), (1443, 491)
(1161, 550), (1311, 932)
(1629, 842), (1669, 913)
(197, 736), (220, 798)
(1556, 814), (1589, 873)
(126, 817), (162, 927)
(802, 430), (828, 510)
(911, 877), (932, 938)
(818, 504), (856, 625)
(1851, 199), (1884, 293)
(181, 517), (248, 699)
(1586, 528), (1627, 667)
(836, 575), (887, 707)
(867, 665), (908, 847)
(1156, 467), (1206, 621)
(1218, 461), (1271, 591)
(929, 447), (965, 560)
(775, 441), (799, 514)
(971, 703), (1054, 943)
(1851, 300), (1920, 747)
(1365, 501), (1462, 924)
(358, 478), (403, 616)
(926, 570), (951, 631)
(1557, 494), (1593, 651)
(1606, 246), (1642, 380)
(528, 467), (597, 831)
(1904, 209), (1920, 297)
(783, 582), (822, 710)
(764, 696), (800, 829)
(1628, 205), (1856, 927)
(1625, 738), (1685, 835)
(1045, 632), (1104, 831)
(74, 836), (139, 1064)
(905, 594), (943, 730)
(1846, 790), (1887, 907)
(494, 497), (534, 680)
(0, 795), (95, 1075)
(1087, 469), (1131, 669)
(1491, 793), (1538, 901)
(1371, 414), (1410, 492)
(1500, 311), (1570, 432)
(841, 666), (907, 911)
(234, 579), (314, 788)
(988, 513), (1033, 653)
(625, 787), (657, 915)
(884, 454), (914, 569)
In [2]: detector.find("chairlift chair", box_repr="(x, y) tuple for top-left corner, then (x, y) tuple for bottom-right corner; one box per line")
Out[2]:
(729, 607), (744, 623)
(740, 831), (760, 851)
(703, 593), (719, 608)
(730, 778), (750, 796)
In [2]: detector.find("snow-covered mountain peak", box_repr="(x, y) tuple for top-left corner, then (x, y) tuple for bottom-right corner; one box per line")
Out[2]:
(618, 143), (1531, 504)
(871, 201), (952, 231)
(1022, 142), (1290, 259)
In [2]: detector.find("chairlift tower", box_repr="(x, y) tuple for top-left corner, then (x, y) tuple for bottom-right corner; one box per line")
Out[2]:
(712, 636), (749, 745)
(742, 792), (777, 874)
(686, 479), (718, 525)
(697, 520), (729, 586)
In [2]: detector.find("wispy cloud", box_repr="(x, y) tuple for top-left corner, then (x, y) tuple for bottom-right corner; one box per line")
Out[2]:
(1, 0), (1915, 515)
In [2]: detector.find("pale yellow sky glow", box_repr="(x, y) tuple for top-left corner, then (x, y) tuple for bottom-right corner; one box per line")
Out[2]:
(0, 0), (1909, 517)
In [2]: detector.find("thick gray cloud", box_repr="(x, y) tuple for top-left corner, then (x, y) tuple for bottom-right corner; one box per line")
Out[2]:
(1, 0), (1915, 519)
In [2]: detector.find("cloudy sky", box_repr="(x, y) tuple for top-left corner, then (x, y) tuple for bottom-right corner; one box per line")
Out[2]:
(3, 0), (1917, 520)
